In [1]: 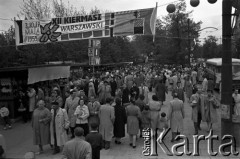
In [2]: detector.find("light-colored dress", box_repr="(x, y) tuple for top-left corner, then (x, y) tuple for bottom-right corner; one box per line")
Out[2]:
(168, 98), (184, 133)
(126, 104), (141, 135)
(32, 107), (51, 146)
(149, 100), (162, 130)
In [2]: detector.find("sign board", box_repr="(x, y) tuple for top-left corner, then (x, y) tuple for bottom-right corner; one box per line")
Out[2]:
(88, 48), (94, 56)
(14, 7), (157, 46)
(89, 56), (101, 65)
(93, 39), (101, 48)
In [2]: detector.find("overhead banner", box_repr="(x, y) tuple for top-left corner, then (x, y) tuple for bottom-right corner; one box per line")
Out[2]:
(14, 7), (157, 46)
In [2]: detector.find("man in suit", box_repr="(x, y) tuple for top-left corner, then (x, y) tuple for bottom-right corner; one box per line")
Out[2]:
(172, 82), (185, 103)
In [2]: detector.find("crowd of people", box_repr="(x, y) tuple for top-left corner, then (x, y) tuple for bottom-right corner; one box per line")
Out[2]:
(0, 63), (223, 159)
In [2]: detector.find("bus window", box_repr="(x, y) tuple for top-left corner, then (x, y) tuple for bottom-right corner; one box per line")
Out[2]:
(233, 65), (240, 75)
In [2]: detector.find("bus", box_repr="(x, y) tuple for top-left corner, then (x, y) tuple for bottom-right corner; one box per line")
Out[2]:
(206, 58), (240, 89)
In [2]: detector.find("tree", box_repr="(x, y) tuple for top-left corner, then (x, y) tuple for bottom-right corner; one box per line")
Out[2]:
(19, 0), (51, 19)
(160, 0), (202, 64)
(202, 35), (221, 58)
(52, 0), (87, 17)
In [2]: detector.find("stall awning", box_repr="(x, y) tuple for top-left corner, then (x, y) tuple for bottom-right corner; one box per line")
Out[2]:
(28, 66), (70, 84)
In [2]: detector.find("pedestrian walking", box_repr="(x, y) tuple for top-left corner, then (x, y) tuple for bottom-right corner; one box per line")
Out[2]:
(114, 98), (127, 144)
(205, 90), (219, 131)
(64, 89), (80, 138)
(99, 97), (115, 149)
(168, 93), (185, 142)
(74, 99), (90, 136)
(50, 101), (69, 154)
(126, 97), (141, 148)
(190, 88), (202, 135)
(149, 95), (162, 134)
(32, 100), (51, 154)
(155, 80), (168, 103)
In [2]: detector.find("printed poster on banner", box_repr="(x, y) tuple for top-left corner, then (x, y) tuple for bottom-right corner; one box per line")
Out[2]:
(14, 6), (157, 46)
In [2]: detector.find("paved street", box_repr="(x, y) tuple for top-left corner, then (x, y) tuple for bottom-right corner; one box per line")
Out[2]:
(1, 91), (240, 159)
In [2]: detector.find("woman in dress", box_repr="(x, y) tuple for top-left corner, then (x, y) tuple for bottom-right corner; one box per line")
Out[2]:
(88, 82), (96, 98)
(114, 98), (127, 144)
(184, 75), (193, 101)
(149, 95), (162, 134)
(205, 90), (218, 131)
(32, 100), (51, 154)
(168, 93), (185, 142)
(126, 97), (141, 148)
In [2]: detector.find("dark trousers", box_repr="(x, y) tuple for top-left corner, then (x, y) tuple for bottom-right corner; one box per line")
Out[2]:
(76, 123), (89, 136)
(53, 131), (60, 152)
(194, 112), (202, 134)
(70, 126), (76, 138)
(92, 147), (100, 159)
(197, 112), (202, 128)
(3, 116), (11, 126)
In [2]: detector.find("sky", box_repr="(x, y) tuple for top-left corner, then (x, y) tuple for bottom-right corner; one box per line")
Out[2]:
(0, 0), (223, 43)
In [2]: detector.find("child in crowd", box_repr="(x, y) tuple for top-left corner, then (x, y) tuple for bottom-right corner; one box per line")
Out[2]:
(86, 123), (103, 159)
(157, 112), (168, 132)
(157, 112), (168, 144)
(0, 105), (12, 130)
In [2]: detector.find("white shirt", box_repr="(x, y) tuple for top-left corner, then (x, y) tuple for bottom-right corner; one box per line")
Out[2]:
(74, 105), (89, 124)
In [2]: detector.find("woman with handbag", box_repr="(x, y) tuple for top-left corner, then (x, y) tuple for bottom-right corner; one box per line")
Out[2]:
(50, 101), (70, 154)
(32, 100), (51, 154)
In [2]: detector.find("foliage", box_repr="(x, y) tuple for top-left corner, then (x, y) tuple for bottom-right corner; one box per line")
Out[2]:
(202, 36), (221, 58)
(160, 0), (202, 64)
(19, 0), (51, 19)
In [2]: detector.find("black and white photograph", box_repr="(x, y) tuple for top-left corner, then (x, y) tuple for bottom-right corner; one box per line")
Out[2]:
(0, 0), (240, 158)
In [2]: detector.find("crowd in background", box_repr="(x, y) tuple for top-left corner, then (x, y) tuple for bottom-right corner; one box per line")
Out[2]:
(0, 63), (222, 159)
